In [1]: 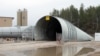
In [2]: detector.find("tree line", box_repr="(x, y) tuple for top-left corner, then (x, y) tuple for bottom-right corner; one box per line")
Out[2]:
(50, 4), (100, 34)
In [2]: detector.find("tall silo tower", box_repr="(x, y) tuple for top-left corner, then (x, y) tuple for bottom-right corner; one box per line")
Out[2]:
(17, 9), (27, 26)
(17, 9), (22, 26)
(22, 9), (27, 26)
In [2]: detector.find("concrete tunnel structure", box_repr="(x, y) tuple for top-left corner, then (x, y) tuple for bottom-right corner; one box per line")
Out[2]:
(0, 16), (93, 41)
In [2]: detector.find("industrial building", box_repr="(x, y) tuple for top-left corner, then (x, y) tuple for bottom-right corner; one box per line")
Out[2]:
(0, 16), (13, 27)
(17, 9), (27, 26)
(0, 16), (93, 43)
(0, 9), (28, 43)
(0, 16), (13, 43)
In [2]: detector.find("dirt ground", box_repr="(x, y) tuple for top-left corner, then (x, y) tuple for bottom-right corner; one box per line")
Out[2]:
(0, 47), (62, 56)
(0, 41), (61, 56)
(64, 41), (100, 56)
(0, 41), (100, 56)
(88, 52), (100, 56)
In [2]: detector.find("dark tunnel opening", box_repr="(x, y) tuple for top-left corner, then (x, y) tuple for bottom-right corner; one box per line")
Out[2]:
(35, 16), (62, 41)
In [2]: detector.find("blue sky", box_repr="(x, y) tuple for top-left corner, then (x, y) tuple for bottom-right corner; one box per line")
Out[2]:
(0, 0), (100, 26)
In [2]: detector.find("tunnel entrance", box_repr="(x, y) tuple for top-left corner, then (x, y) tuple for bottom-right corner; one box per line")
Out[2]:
(35, 16), (62, 41)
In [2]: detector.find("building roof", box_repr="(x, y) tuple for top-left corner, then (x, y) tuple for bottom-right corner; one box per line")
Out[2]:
(0, 16), (14, 19)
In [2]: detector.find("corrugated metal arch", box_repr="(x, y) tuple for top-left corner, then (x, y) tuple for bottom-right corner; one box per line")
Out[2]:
(34, 16), (93, 41)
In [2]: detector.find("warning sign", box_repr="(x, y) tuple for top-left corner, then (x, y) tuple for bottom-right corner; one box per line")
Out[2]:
(45, 16), (50, 21)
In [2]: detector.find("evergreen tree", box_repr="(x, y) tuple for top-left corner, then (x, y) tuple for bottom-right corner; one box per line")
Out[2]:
(50, 9), (59, 17)
(50, 4), (100, 34)
(96, 6), (100, 32)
